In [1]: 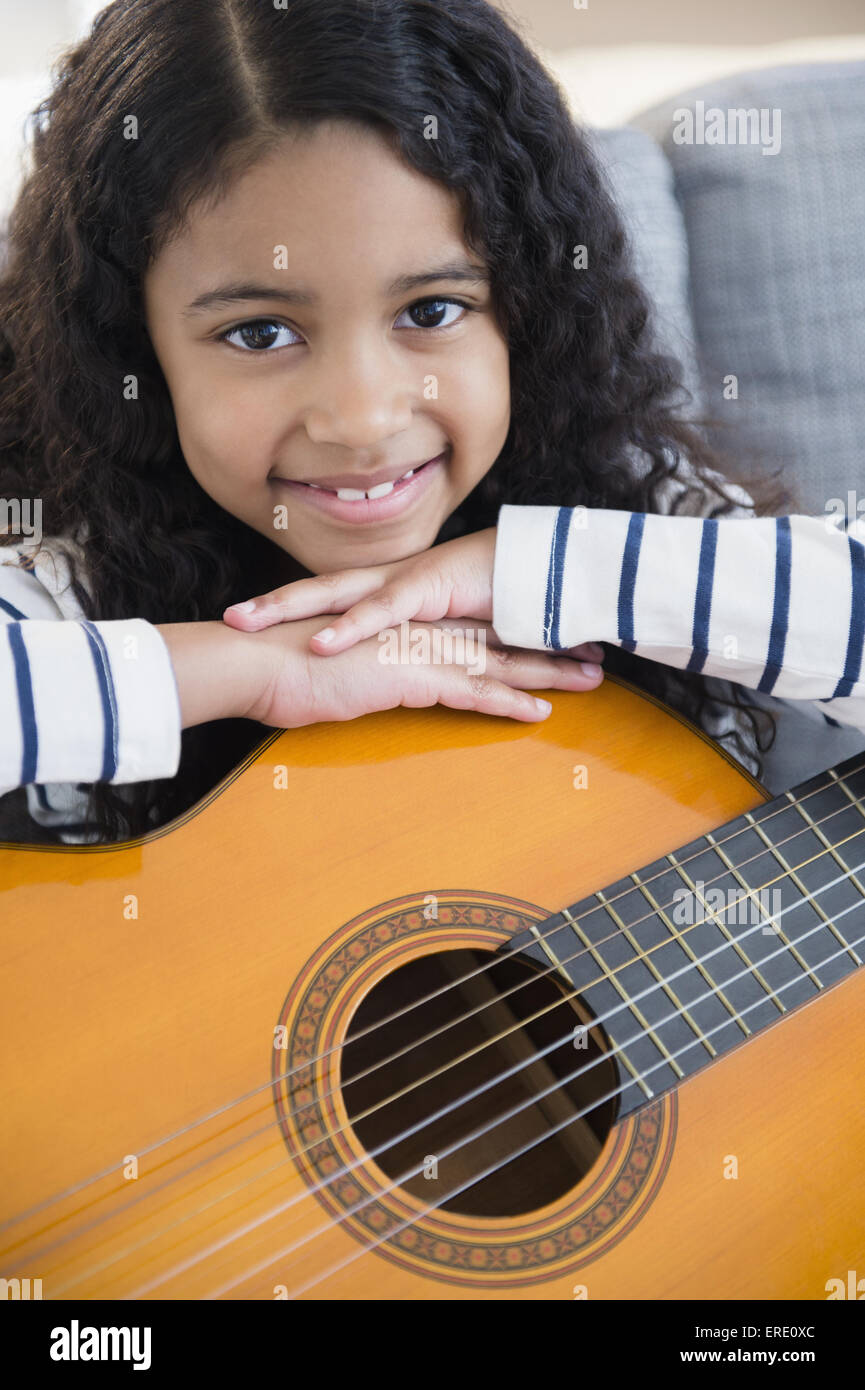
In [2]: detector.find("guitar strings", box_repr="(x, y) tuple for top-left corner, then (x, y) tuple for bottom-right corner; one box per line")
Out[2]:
(20, 784), (865, 1261)
(280, 920), (865, 1301)
(6, 762), (863, 1252)
(272, 807), (865, 1118)
(265, 762), (865, 1098)
(198, 903), (865, 1299)
(52, 845), (865, 1297)
(39, 826), (863, 1293)
(160, 864), (865, 1299)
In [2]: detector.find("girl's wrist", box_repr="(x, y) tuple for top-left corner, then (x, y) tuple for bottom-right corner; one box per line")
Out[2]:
(154, 621), (274, 728)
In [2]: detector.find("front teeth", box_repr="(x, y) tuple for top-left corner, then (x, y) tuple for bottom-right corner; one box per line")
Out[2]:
(311, 467), (417, 501)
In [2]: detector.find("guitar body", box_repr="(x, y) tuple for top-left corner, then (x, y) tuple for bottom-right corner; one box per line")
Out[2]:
(1, 674), (863, 1300)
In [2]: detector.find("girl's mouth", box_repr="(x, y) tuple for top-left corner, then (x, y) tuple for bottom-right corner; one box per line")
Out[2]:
(274, 452), (447, 524)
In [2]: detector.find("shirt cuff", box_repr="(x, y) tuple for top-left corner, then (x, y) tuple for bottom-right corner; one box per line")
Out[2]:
(492, 504), (635, 650)
(491, 504), (865, 698)
(0, 618), (182, 790)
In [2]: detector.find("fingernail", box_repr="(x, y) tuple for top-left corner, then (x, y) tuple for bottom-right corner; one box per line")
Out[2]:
(534, 698), (552, 713)
(228, 600), (256, 614)
(314, 627), (336, 645)
(581, 663), (603, 678)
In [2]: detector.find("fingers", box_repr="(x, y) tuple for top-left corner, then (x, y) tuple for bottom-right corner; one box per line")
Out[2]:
(482, 645), (604, 689)
(222, 568), (385, 631)
(254, 614), (606, 728)
(308, 575), (442, 653)
(433, 665), (600, 722)
(376, 620), (605, 689)
(407, 643), (604, 725)
(565, 641), (605, 663)
(425, 674), (557, 723)
(485, 635), (604, 663)
(375, 619), (604, 687)
(423, 619), (604, 663)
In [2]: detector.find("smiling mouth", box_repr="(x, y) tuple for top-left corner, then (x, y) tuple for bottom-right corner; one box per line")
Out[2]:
(273, 450), (447, 524)
(294, 456), (441, 501)
(302, 462), (427, 501)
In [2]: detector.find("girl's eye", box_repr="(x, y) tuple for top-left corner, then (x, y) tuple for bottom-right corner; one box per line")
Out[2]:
(219, 321), (300, 352)
(394, 297), (469, 331)
(218, 298), (470, 353)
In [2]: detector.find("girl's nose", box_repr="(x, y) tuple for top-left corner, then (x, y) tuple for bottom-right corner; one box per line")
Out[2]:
(302, 340), (415, 449)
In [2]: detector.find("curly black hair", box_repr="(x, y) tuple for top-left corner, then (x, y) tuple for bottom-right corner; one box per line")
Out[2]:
(0, 0), (792, 843)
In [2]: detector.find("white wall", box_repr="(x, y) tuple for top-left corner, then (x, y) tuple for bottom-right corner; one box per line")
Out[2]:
(1, 0), (863, 217)
(497, 0), (865, 48)
(0, 1), (104, 77)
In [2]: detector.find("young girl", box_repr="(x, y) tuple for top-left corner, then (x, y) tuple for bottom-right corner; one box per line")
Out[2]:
(1, 0), (863, 847)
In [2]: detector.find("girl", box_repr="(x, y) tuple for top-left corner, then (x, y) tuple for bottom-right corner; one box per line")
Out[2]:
(0, 0), (862, 848)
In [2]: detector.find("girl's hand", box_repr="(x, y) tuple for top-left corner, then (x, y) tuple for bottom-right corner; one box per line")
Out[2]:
(224, 528), (498, 649)
(244, 614), (604, 729)
(224, 527), (604, 669)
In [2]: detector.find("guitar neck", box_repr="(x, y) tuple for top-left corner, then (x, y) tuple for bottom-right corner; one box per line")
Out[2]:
(509, 752), (865, 1117)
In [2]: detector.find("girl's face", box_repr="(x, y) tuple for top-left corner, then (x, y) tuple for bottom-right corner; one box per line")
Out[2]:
(142, 120), (511, 576)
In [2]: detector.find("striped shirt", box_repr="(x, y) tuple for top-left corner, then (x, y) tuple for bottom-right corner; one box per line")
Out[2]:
(0, 537), (181, 843)
(492, 506), (865, 732)
(3, 500), (865, 843)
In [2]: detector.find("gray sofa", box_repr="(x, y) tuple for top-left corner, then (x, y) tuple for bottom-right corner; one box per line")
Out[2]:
(591, 58), (865, 794)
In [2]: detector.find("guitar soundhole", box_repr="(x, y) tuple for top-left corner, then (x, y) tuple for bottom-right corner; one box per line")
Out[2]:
(341, 947), (618, 1218)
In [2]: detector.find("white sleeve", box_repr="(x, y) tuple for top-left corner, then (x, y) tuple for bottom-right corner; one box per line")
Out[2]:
(491, 506), (865, 734)
(0, 556), (182, 797)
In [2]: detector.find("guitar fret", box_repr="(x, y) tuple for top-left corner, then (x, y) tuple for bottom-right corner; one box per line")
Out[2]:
(526, 920), (572, 981)
(829, 768), (865, 824)
(623, 872), (717, 1056)
(500, 756), (865, 1124)
(712, 820), (822, 992)
(784, 789), (864, 967)
(560, 906), (662, 1097)
(748, 773), (865, 997)
(827, 769), (865, 865)
(600, 1029), (651, 1103)
(629, 870), (719, 1057)
(665, 851), (780, 1026)
(593, 890), (688, 1078)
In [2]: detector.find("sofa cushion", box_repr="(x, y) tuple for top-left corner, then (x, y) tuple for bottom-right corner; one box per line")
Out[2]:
(589, 126), (706, 421)
(630, 60), (865, 516)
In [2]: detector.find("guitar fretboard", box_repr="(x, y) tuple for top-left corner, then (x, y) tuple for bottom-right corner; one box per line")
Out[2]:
(509, 753), (865, 1117)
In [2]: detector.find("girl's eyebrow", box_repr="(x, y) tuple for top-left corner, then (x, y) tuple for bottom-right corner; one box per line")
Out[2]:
(182, 261), (489, 317)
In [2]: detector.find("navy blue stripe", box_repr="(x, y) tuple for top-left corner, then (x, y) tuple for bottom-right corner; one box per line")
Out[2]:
(756, 517), (792, 694)
(543, 507), (573, 650)
(686, 517), (718, 673)
(7, 624), (38, 783)
(80, 621), (118, 780)
(0, 595), (26, 621)
(34, 784), (51, 811)
(830, 534), (865, 698)
(617, 513), (645, 653)
(823, 713), (842, 727)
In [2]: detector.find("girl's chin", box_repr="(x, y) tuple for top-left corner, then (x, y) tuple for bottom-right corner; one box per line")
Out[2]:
(288, 521), (443, 574)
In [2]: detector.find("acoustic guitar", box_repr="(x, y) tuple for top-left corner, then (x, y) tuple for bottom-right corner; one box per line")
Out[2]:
(1, 673), (864, 1301)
